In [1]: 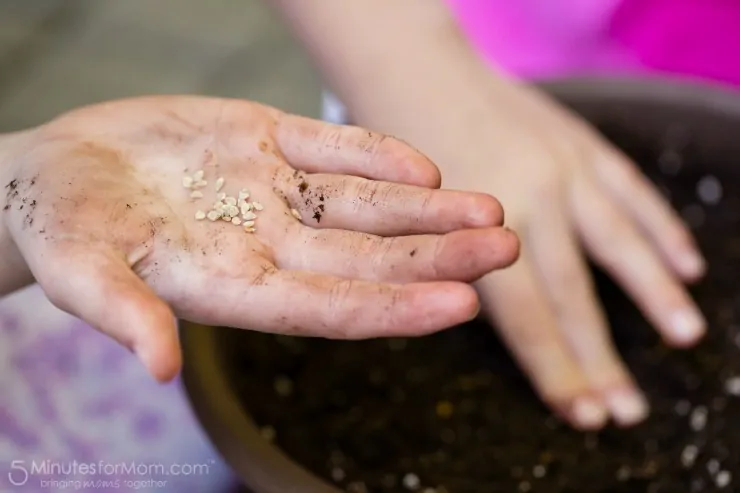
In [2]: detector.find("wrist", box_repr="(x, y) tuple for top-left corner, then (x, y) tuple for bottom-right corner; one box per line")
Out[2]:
(0, 131), (36, 295)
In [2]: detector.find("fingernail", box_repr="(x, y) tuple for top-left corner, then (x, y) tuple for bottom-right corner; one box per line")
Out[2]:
(605, 389), (649, 427)
(679, 252), (706, 278)
(571, 396), (608, 429)
(670, 308), (706, 345)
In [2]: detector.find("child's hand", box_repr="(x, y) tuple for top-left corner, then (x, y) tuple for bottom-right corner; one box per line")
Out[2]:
(432, 83), (707, 429)
(1, 96), (518, 381)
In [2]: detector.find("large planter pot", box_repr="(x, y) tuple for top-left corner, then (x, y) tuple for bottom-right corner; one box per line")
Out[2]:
(179, 76), (740, 493)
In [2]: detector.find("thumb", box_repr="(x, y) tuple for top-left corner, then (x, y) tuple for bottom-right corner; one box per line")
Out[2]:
(37, 243), (181, 382)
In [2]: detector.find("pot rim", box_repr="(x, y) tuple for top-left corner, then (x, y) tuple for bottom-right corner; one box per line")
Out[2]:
(179, 74), (740, 493)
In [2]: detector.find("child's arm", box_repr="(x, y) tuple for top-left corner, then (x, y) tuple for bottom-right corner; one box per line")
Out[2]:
(267, 0), (506, 162)
(268, 0), (707, 430)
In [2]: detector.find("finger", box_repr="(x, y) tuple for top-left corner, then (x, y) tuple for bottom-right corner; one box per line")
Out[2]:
(481, 258), (608, 430)
(274, 114), (441, 188)
(186, 266), (482, 339)
(276, 169), (505, 234)
(593, 148), (706, 281)
(35, 241), (180, 382)
(573, 181), (707, 347)
(274, 226), (519, 283)
(528, 209), (649, 426)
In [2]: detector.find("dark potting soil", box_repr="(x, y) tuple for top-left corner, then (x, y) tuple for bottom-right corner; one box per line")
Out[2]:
(223, 121), (740, 493)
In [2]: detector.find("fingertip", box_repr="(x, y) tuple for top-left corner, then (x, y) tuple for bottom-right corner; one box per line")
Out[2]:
(603, 387), (650, 427)
(663, 307), (706, 347)
(564, 396), (610, 431)
(676, 251), (707, 282)
(464, 193), (505, 228)
(408, 282), (481, 333)
(388, 141), (442, 188)
(137, 341), (182, 383)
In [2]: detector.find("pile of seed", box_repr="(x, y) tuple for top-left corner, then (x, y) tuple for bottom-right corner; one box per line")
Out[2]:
(182, 168), (303, 233)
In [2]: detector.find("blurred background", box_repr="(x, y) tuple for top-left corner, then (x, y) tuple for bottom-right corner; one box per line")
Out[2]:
(0, 0), (322, 132)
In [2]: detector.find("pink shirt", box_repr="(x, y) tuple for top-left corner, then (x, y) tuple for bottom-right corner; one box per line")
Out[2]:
(445, 0), (740, 86)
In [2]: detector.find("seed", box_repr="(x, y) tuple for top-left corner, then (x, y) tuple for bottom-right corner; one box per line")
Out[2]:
(697, 175), (722, 205)
(241, 203), (252, 215)
(194, 210), (206, 220)
(243, 211), (257, 221)
(681, 445), (698, 468)
(290, 208), (302, 220)
(238, 190), (250, 201)
(244, 226), (256, 233)
(675, 400), (691, 416)
(616, 466), (631, 481)
(182, 176), (194, 188)
(724, 376), (740, 396)
(347, 482), (368, 493)
(243, 220), (255, 228)
(231, 217), (242, 225)
(190, 190), (204, 199)
(402, 473), (420, 490)
(215, 177), (224, 192)
(690, 406), (707, 431)
(193, 169), (204, 181)
(331, 467), (345, 482)
(252, 201), (264, 211)
(194, 180), (207, 188)
(206, 210), (221, 221)
(225, 205), (240, 217)
(221, 215), (232, 222)
(716, 470), (731, 488)
(225, 196), (237, 206)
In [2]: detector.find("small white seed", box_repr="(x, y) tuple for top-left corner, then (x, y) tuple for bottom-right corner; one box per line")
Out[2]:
(225, 205), (240, 217)
(194, 210), (206, 220)
(215, 177), (225, 192)
(244, 226), (256, 233)
(190, 190), (204, 199)
(252, 201), (264, 211)
(724, 376), (740, 396)
(716, 470), (731, 488)
(225, 196), (237, 206)
(206, 210), (221, 221)
(290, 208), (302, 220)
(182, 176), (194, 188)
(243, 211), (257, 221)
(238, 190), (250, 201)
(690, 406), (707, 431)
(681, 445), (698, 468)
(231, 217), (242, 225)
(194, 180), (208, 188)
(221, 215), (232, 222)
(240, 203), (252, 215)
(402, 473), (420, 490)
(243, 220), (255, 228)
(193, 169), (204, 181)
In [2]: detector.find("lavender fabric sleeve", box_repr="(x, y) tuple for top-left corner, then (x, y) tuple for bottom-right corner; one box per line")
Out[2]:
(0, 285), (238, 493)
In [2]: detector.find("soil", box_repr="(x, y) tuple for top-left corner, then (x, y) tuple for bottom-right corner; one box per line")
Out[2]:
(222, 120), (740, 493)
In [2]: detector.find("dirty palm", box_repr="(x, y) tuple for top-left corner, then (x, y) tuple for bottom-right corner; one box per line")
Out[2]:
(0, 96), (518, 381)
